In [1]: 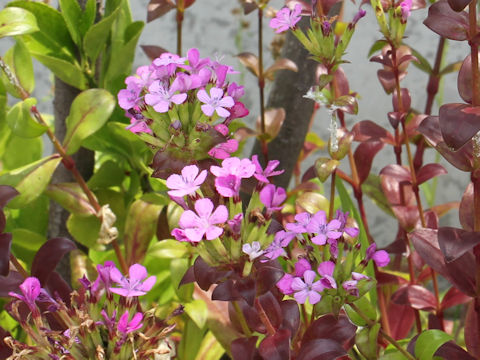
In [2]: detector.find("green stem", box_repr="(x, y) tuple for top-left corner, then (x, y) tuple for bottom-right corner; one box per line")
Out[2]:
(176, 3), (184, 56)
(233, 301), (252, 337)
(258, 7), (268, 162)
(349, 302), (416, 360)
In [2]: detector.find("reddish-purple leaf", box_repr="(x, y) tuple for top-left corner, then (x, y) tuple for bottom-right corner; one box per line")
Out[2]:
(418, 115), (443, 146)
(0, 233), (12, 277)
(179, 265), (195, 286)
(237, 52), (260, 78)
(236, 277), (256, 307)
(387, 301), (416, 340)
(302, 314), (357, 346)
(31, 238), (76, 285)
(460, 182), (474, 231)
(392, 88), (411, 112)
(212, 279), (241, 302)
(438, 226), (480, 262)
(141, 45), (168, 61)
(354, 141), (384, 185)
(410, 228), (477, 296)
(257, 292), (283, 330)
(240, 0), (258, 14)
(0, 185), (19, 209)
(465, 300), (480, 358)
(147, 0), (175, 22)
(0, 270), (23, 297)
(264, 58), (298, 81)
(231, 336), (259, 360)
(280, 300), (300, 340)
(423, 0), (469, 41)
(458, 54), (475, 104)
(151, 151), (189, 180)
(440, 286), (472, 310)
(391, 285), (437, 311)
(297, 339), (347, 360)
(45, 271), (72, 305)
(416, 163), (447, 185)
(424, 210), (439, 229)
(255, 263), (284, 295)
(380, 164), (412, 183)
(375, 270), (403, 286)
(193, 257), (226, 291)
(351, 120), (394, 144)
(447, 0), (472, 12)
(258, 329), (291, 360)
(439, 103), (480, 150)
(377, 69), (397, 94)
(435, 341), (476, 360)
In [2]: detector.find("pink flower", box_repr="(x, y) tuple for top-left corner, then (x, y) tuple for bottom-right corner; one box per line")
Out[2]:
(109, 264), (156, 297)
(176, 198), (228, 242)
(92, 261), (117, 295)
(252, 155), (284, 184)
(260, 184), (286, 215)
(9, 277), (41, 314)
(117, 82), (142, 110)
(227, 82), (245, 101)
(145, 79), (187, 113)
(365, 244), (390, 267)
(227, 213), (243, 235)
(400, 0), (412, 21)
(225, 102), (249, 124)
(291, 270), (324, 304)
(295, 258), (312, 277)
(269, 4), (302, 33)
(286, 212), (313, 234)
(306, 210), (343, 245)
(208, 139), (239, 159)
(118, 311), (143, 334)
(166, 165), (207, 197)
(317, 261), (337, 289)
(210, 157), (256, 197)
(262, 230), (296, 261)
(277, 273), (295, 295)
(197, 87), (235, 118)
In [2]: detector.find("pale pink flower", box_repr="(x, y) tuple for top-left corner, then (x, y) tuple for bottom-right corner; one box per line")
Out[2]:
(291, 270), (324, 304)
(197, 87), (234, 117)
(109, 264), (156, 297)
(166, 165), (207, 197)
(269, 4), (302, 33)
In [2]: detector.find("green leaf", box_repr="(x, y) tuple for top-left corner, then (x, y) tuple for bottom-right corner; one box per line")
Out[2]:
(82, 122), (149, 167)
(1, 39), (35, 97)
(11, 228), (46, 267)
(185, 299), (208, 329)
(356, 324), (380, 360)
(344, 296), (376, 327)
(45, 182), (97, 216)
(0, 7), (38, 38)
(409, 47), (432, 74)
(3, 134), (42, 170)
(439, 61), (462, 76)
(7, 1), (76, 59)
(9, 195), (49, 235)
(67, 213), (101, 248)
(83, 4), (122, 62)
(415, 330), (452, 360)
(103, 21), (144, 89)
(63, 89), (115, 155)
(6, 98), (47, 138)
(59, 0), (83, 45)
(367, 40), (388, 58)
(124, 199), (162, 265)
(362, 174), (394, 217)
(170, 258), (193, 302)
(195, 331), (225, 360)
(87, 160), (125, 189)
(147, 240), (189, 259)
(34, 53), (88, 90)
(0, 154), (61, 208)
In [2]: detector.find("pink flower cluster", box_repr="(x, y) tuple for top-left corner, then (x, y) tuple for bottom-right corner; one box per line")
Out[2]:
(118, 48), (249, 134)
(167, 156), (285, 244)
(269, 4), (302, 33)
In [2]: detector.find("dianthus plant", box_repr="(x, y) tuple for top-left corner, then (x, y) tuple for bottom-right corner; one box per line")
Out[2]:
(165, 153), (390, 357)
(4, 262), (177, 360)
(118, 48), (249, 177)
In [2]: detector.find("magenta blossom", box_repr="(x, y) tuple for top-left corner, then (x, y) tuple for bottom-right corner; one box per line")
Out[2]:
(269, 4), (302, 33)
(260, 184), (286, 215)
(9, 277), (42, 314)
(227, 213), (243, 235)
(117, 81), (142, 110)
(286, 212), (313, 234)
(251, 155), (285, 184)
(291, 270), (324, 304)
(400, 0), (412, 21)
(262, 230), (296, 261)
(210, 157), (256, 197)
(118, 311), (143, 335)
(365, 244), (390, 267)
(166, 165), (207, 197)
(317, 261), (337, 289)
(307, 210), (343, 245)
(295, 258), (312, 277)
(343, 272), (370, 297)
(92, 261), (117, 295)
(208, 139), (239, 160)
(335, 210), (359, 238)
(125, 113), (152, 134)
(109, 264), (156, 297)
(225, 102), (249, 124)
(176, 198), (228, 242)
(277, 274), (295, 295)
(197, 87), (235, 117)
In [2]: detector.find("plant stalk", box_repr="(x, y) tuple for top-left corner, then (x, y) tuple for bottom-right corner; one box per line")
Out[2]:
(232, 301), (252, 337)
(9, 253), (29, 279)
(176, 0), (184, 56)
(258, 7), (268, 161)
(255, 298), (276, 336)
(470, 0), (480, 106)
